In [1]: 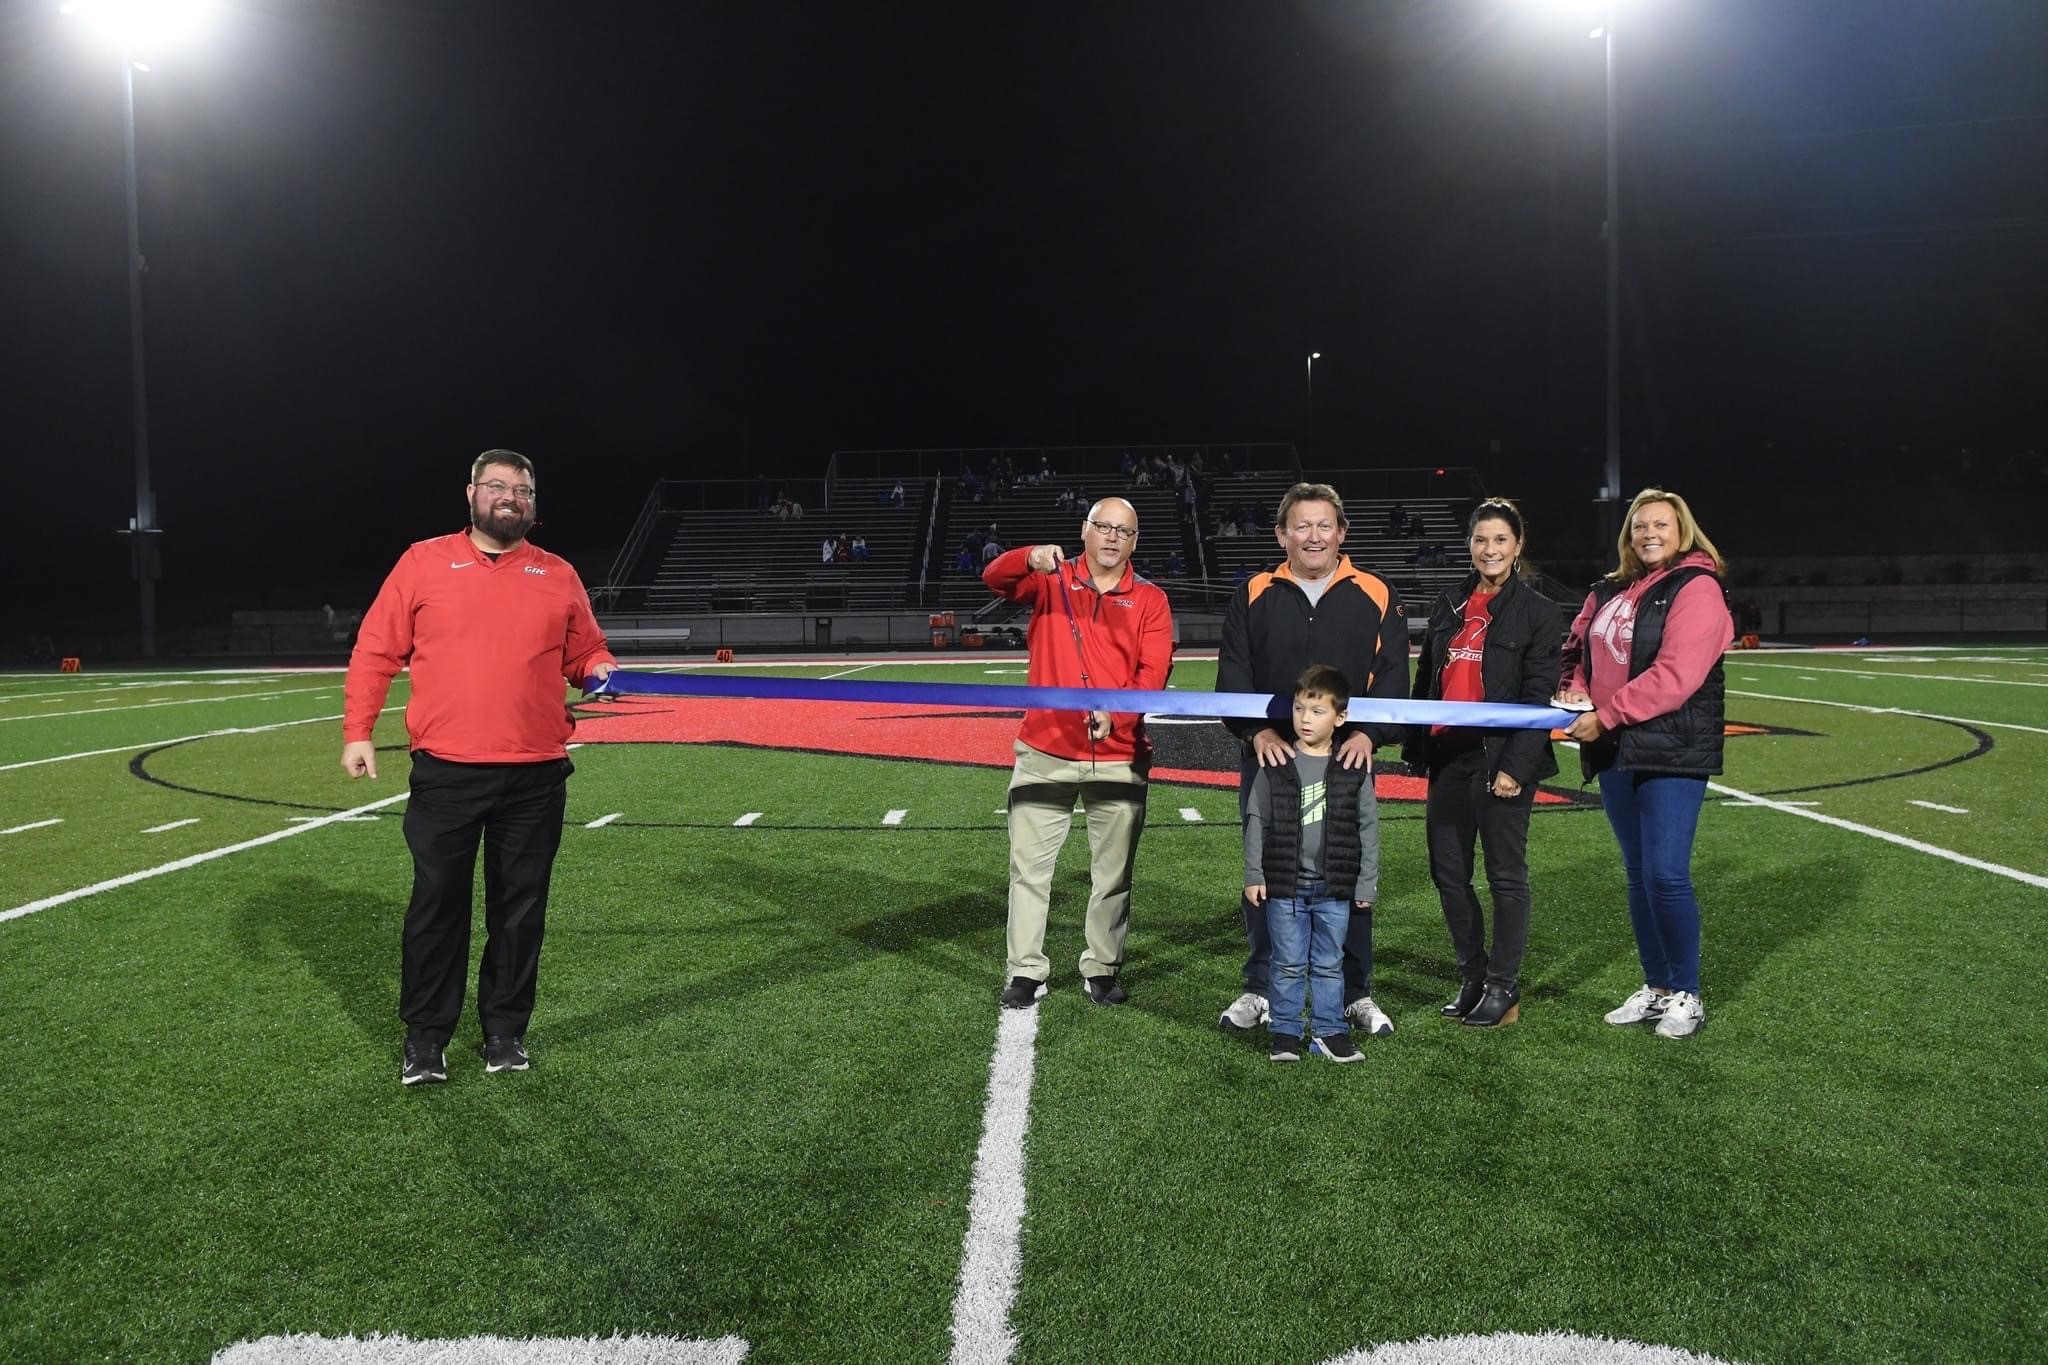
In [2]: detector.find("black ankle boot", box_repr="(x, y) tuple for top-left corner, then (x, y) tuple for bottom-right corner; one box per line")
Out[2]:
(1440, 979), (1486, 1019)
(1464, 983), (1520, 1028)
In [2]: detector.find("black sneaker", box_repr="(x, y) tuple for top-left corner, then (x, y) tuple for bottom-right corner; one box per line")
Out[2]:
(999, 976), (1048, 1009)
(1311, 1031), (1364, 1063)
(1269, 1033), (1302, 1063)
(481, 1035), (531, 1072)
(1081, 975), (1128, 1006)
(401, 1039), (447, 1086)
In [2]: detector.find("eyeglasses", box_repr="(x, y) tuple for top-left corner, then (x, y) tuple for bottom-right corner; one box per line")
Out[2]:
(476, 479), (537, 500)
(1086, 520), (1139, 541)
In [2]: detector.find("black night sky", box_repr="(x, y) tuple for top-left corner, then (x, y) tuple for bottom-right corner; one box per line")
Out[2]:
(3, 0), (2045, 633)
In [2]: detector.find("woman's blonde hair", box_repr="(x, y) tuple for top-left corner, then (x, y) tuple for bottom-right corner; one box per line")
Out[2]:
(1609, 487), (1726, 582)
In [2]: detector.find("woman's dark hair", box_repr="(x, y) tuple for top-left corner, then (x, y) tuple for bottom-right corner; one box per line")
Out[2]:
(1466, 497), (1532, 581)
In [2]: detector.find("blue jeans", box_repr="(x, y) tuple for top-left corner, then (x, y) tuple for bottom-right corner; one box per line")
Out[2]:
(1597, 770), (1707, 995)
(1265, 882), (1350, 1039)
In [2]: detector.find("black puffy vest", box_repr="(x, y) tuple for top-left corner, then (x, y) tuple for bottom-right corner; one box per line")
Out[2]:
(1259, 759), (1370, 891)
(1580, 566), (1726, 780)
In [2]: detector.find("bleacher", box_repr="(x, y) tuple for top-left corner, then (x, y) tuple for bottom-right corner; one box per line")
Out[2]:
(638, 477), (929, 614)
(928, 476), (1193, 611)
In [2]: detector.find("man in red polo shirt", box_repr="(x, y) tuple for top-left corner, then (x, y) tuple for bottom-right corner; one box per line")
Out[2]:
(982, 497), (1174, 1009)
(342, 450), (615, 1087)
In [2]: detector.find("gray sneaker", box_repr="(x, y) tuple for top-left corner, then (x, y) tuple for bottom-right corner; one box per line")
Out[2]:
(1345, 996), (1394, 1037)
(1219, 991), (1271, 1032)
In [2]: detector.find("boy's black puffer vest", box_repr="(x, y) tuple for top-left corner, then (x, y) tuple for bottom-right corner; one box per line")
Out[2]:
(1260, 759), (1370, 892)
(1580, 565), (1726, 780)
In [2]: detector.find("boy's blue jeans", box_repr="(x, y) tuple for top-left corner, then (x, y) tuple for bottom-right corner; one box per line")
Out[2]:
(1597, 770), (1707, 995)
(1265, 881), (1350, 1039)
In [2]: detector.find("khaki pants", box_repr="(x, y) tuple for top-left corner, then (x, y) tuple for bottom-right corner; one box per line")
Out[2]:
(1004, 740), (1149, 983)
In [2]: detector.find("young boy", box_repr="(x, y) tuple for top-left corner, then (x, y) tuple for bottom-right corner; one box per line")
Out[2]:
(1244, 665), (1380, 1063)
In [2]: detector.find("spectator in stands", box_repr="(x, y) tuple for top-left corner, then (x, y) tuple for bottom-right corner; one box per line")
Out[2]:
(885, 481), (906, 508)
(1039, 454), (1054, 484)
(963, 464), (981, 502)
(1215, 482), (1409, 1042)
(982, 535), (1004, 565)
(1217, 518), (1240, 539)
(1182, 478), (1198, 515)
(984, 498), (1174, 1010)
(772, 492), (792, 520)
(1387, 503), (1405, 537)
(1234, 563), (1254, 588)
(789, 499), (804, 521)
(342, 449), (615, 1087)
(1121, 450), (1137, 481)
(954, 547), (975, 573)
(1134, 463), (1153, 488)
(834, 533), (852, 564)
(1406, 498), (1561, 1030)
(1406, 512), (1427, 538)
(1168, 550), (1186, 576)
(1556, 488), (1733, 1042)
(963, 528), (987, 559)
(851, 534), (869, 562)
(1054, 486), (1077, 511)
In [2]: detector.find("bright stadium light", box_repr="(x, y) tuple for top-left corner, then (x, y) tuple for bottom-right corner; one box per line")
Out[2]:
(59, 0), (215, 655)
(59, 0), (214, 55)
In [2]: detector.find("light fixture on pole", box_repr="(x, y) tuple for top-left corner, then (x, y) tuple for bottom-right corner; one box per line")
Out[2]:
(59, 0), (214, 657)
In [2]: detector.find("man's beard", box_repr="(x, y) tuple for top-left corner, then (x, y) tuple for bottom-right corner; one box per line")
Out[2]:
(472, 502), (535, 544)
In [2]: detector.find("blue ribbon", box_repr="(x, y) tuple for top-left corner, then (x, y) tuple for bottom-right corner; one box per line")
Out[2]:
(588, 670), (1574, 731)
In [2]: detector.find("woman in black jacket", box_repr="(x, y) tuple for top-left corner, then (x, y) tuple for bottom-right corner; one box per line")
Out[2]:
(1406, 498), (1562, 1028)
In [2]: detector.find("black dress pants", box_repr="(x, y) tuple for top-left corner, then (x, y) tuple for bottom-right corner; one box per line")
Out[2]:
(1425, 746), (1535, 989)
(400, 750), (571, 1045)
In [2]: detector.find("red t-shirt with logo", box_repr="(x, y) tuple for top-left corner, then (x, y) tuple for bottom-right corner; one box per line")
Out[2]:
(1432, 590), (1496, 741)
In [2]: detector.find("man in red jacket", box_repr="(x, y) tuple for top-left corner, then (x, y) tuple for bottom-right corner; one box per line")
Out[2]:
(982, 498), (1174, 1009)
(342, 450), (616, 1087)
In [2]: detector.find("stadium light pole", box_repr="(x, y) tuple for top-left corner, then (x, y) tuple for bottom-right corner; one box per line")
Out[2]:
(59, 0), (212, 656)
(1305, 351), (1321, 453)
(1594, 3), (1622, 545)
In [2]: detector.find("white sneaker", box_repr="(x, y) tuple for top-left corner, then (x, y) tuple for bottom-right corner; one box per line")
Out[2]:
(1653, 991), (1705, 1039)
(1345, 996), (1394, 1037)
(1604, 986), (1670, 1026)
(1219, 991), (1270, 1032)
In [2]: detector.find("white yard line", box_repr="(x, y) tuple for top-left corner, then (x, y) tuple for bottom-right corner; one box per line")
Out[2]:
(1726, 688), (2048, 736)
(1909, 800), (1970, 815)
(819, 663), (880, 680)
(883, 809), (909, 826)
(947, 1004), (1041, 1365)
(1178, 807), (1204, 822)
(1721, 798), (1817, 807)
(0, 706), (403, 774)
(733, 811), (763, 826)
(1, 792), (411, 925)
(2, 818), (63, 836)
(143, 818), (201, 833)
(1739, 662), (2048, 689)
(0, 684), (339, 724)
(585, 812), (623, 828)
(1706, 781), (2048, 890)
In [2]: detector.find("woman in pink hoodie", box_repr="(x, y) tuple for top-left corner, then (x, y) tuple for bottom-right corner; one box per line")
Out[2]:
(1556, 489), (1732, 1040)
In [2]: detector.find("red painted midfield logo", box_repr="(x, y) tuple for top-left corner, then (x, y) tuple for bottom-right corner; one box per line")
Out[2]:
(570, 696), (1597, 805)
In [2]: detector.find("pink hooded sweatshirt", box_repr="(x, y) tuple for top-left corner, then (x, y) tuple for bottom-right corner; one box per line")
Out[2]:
(1563, 549), (1732, 732)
